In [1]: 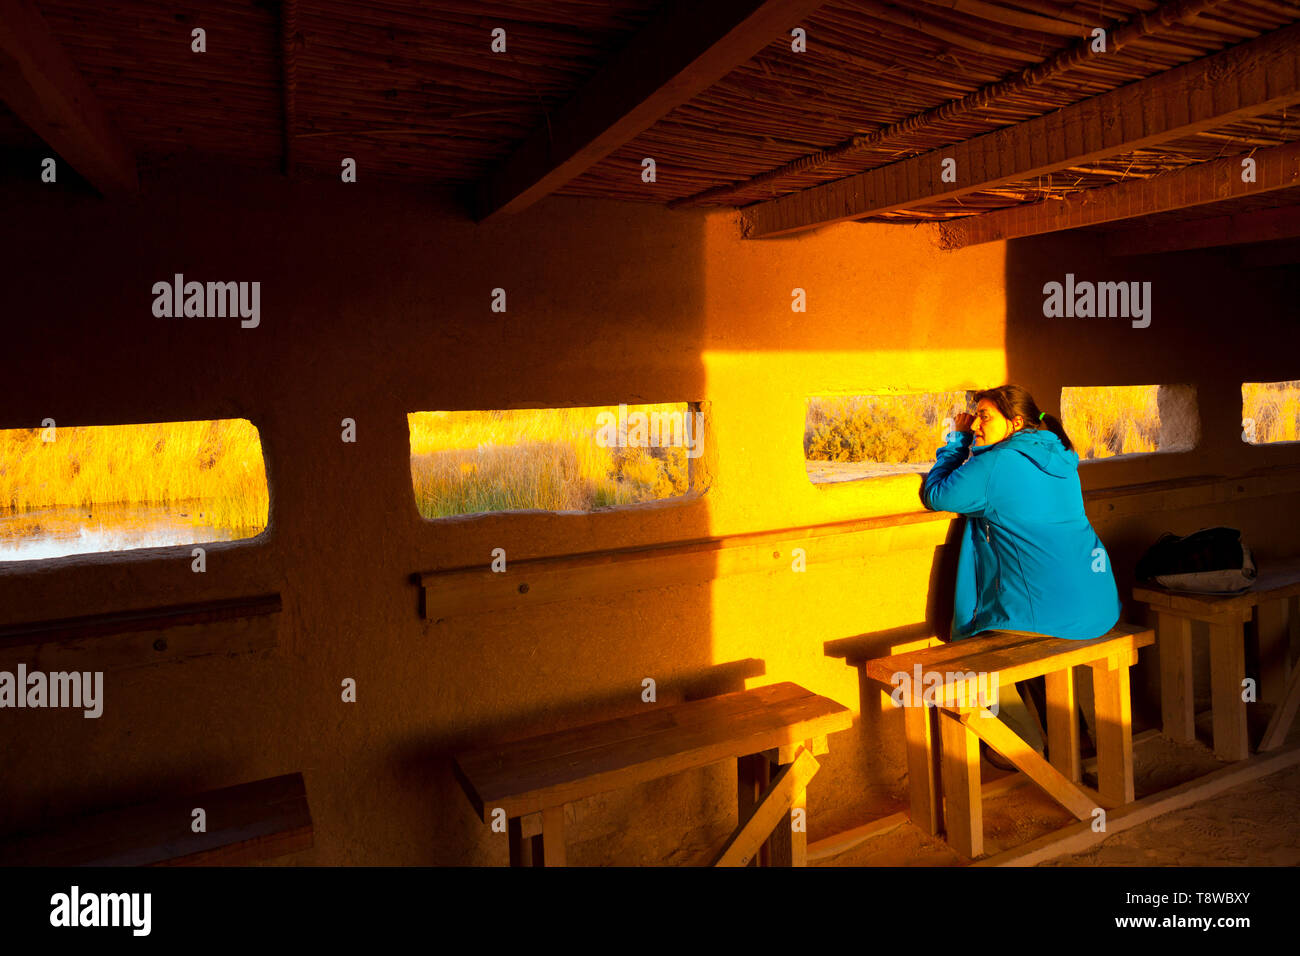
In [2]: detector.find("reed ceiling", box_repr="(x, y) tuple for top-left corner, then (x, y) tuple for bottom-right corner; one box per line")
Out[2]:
(3, 0), (1299, 236)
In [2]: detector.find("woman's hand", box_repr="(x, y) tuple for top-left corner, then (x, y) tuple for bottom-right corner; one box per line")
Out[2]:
(953, 412), (975, 433)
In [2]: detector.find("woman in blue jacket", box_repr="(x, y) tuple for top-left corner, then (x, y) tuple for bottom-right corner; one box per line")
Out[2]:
(922, 384), (1121, 760)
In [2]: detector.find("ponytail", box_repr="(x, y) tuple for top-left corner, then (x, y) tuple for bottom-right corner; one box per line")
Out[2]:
(1037, 411), (1073, 453)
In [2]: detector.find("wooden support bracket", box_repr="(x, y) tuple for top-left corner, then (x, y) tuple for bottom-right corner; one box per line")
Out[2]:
(960, 708), (1100, 819)
(1259, 661), (1300, 752)
(713, 747), (819, 866)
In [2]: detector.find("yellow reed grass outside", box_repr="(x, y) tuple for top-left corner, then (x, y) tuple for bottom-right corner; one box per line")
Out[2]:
(1061, 385), (1161, 460)
(0, 419), (269, 533)
(3, 384), (1293, 542)
(803, 387), (1168, 467)
(1243, 381), (1300, 444)
(407, 404), (693, 518)
(803, 383), (1300, 465)
(805, 392), (973, 465)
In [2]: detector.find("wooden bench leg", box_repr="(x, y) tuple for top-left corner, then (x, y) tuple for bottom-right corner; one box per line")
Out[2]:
(737, 753), (771, 866)
(1156, 611), (1195, 744)
(1209, 617), (1250, 761)
(1045, 667), (1081, 783)
(507, 809), (566, 866)
(1259, 654), (1300, 751)
(1256, 599), (1290, 709)
(540, 806), (566, 866)
(767, 737), (827, 866)
(715, 749), (819, 866)
(766, 779), (807, 867)
(507, 815), (541, 867)
(1090, 655), (1135, 805)
(961, 707), (1097, 819)
(938, 708), (981, 859)
(904, 702), (941, 835)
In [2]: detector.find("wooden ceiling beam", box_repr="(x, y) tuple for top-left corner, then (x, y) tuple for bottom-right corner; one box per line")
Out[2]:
(740, 21), (1300, 238)
(0, 0), (138, 197)
(473, 0), (826, 222)
(1104, 203), (1300, 256)
(937, 140), (1300, 249)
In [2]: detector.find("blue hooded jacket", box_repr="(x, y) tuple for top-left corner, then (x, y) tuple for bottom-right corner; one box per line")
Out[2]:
(921, 427), (1121, 641)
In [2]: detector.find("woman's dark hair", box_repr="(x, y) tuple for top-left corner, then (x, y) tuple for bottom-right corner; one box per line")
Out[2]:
(972, 384), (1074, 452)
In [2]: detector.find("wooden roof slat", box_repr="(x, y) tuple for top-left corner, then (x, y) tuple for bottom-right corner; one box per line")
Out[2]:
(5, 0), (1297, 216)
(740, 21), (1300, 237)
(670, 0), (1238, 209)
(937, 139), (1300, 246)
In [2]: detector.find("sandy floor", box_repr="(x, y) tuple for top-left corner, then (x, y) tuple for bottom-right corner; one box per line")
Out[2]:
(1043, 760), (1300, 866)
(573, 704), (1299, 865)
(813, 705), (1300, 867)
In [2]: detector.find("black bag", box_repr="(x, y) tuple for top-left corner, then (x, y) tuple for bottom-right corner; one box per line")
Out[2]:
(1136, 526), (1257, 594)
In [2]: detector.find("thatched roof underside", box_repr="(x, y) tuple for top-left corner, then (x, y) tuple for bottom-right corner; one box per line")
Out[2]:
(3, 0), (1298, 232)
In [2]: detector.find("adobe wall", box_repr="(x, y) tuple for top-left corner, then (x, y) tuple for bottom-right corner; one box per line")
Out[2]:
(0, 166), (1295, 863)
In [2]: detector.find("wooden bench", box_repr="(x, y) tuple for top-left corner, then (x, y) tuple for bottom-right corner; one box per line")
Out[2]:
(452, 682), (852, 866)
(859, 623), (1153, 859)
(1134, 555), (1300, 761)
(0, 772), (312, 866)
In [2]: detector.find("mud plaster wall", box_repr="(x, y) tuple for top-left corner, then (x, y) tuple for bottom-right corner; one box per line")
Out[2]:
(0, 166), (1296, 864)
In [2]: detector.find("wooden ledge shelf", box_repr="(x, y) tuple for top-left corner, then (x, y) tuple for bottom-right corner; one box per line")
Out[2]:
(0, 593), (282, 670)
(418, 464), (1300, 622)
(419, 511), (951, 621)
(1082, 464), (1300, 517)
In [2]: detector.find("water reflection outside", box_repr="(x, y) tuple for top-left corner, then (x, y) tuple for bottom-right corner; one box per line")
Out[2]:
(0, 501), (245, 561)
(0, 418), (269, 563)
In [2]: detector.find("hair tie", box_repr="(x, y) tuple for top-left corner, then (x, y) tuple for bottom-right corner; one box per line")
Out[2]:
(1038, 412), (1046, 421)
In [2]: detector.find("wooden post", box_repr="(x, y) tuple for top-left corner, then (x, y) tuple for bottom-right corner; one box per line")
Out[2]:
(1090, 655), (1135, 805)
(1256, 599), (1290, 708)
(714, 750), (819, 867)
(1157, 611), (1195, 744)
(539, 806), (567, 866)
(766, 778), (806, 866)
(1259, 662), (1300, 751)
(737, 752), (771, 866)
(507, 815), (542, 867)
(938, 708), (982, 859)
(769, 740), (821, 866)
(1209, 617), (1250, 761)
(903, 703), (941, 834)
(1045, 667), (1081, 783)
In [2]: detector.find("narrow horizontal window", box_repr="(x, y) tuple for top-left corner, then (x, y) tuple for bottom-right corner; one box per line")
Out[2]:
(1060, 384), (1197, 461)
(1242, 380), (1300, 445)
(0, 419), (269, 561)
(805, 391), (974, 483)
(408, 403), (704, 519)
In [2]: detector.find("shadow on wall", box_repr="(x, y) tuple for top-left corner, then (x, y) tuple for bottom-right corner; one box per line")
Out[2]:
(0, 174), (725, 866)
(1001, 229), (1300, 734)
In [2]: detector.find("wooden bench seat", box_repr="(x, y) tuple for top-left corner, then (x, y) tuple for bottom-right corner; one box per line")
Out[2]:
(858, 623), (1154, 859)
(452, 681), (852, 866)
(1134, 555), (1300, 760)
(0, 772), (312, 866)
